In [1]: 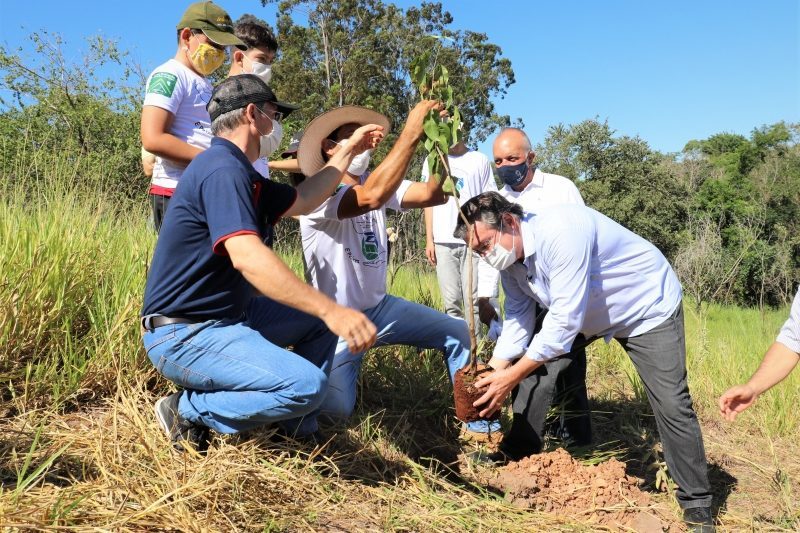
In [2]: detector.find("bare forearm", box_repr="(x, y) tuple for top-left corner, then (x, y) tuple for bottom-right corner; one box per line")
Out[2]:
(510, 356), (542, 383)
(424, 207), (434, 243)
(745, 342), (800, 395)
(361, 128), (420, 203)
(232, 238), (336, 320)
(269, 159), (301, 172)
(287, 146), (356, 217)
(142, 133), (203, 166)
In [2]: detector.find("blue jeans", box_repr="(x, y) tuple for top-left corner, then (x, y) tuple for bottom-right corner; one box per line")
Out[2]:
(142, 297), (337, 436)
(320, 294), (499, 433)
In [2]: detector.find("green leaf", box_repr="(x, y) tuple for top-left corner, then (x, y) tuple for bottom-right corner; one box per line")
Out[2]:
(442, 175), (455, 195)
(424, 138), (434, 152)
(426, 150), (439, 181)
(423, 115), (440, 142)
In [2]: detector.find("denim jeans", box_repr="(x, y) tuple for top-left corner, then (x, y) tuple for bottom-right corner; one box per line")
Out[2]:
(319, 294), (499, 433)
(142, 296), (337, 436)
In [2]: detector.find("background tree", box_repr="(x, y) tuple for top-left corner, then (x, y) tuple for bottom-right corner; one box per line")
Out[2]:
(535, 118), (688, 257)
(0, 31), (145, 197)
(263, 0), (515, 144)
(262, 0), (516, 264)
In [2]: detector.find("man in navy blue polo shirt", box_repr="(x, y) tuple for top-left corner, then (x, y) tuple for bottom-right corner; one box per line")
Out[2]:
(141, 74), (385, 451)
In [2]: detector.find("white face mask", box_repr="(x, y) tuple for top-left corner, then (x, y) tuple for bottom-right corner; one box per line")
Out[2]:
(259, 118), (283, 158)
(482, 222), (517, 271)
(244, 54), (272, 84)
(336, 137), (371, 176)
(347, 149), (371, 176)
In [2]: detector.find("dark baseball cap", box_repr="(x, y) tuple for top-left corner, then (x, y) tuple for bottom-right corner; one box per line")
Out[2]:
(207, 74), (299, 122)
(177, 1), (247, 50)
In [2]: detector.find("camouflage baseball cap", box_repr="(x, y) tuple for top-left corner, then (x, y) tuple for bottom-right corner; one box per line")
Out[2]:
(177, 2), (246, 50)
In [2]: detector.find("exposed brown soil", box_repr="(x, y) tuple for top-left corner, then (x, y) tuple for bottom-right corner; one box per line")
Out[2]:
(453, 363), (498, 422)
(483, 448), (681, 531)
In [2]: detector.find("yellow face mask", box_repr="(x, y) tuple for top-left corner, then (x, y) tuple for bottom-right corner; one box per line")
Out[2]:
(187, 37), (225, 76)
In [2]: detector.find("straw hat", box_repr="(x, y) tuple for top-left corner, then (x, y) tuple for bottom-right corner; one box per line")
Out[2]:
(297, 106), (391, 177)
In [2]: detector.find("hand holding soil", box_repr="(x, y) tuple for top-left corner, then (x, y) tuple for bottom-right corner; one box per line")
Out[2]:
(472, 366), (516, 418)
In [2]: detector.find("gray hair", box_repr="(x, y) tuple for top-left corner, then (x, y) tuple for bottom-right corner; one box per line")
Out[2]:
(211, 107), (248, 136)
(453, 191), (524, 240)
(497, 127), (532, 151)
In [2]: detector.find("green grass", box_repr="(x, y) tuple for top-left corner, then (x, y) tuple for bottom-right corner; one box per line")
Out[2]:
(0, 179), (153, 410)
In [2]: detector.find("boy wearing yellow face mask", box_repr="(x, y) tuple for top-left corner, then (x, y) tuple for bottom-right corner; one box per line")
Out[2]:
(141, 1), (246, 232)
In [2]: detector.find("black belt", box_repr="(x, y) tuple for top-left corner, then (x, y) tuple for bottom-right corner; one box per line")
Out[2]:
(141, 315), (198, 332)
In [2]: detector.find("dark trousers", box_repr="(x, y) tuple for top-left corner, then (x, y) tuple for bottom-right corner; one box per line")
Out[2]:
(150, 193), (170, 233)
(503, 302), (711, 509)
(500, 305), (592, 458)
(617, 303), (711, 509)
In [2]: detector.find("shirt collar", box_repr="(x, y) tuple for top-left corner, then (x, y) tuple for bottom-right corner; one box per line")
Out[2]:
(519, 211), (536, 263)
(531, 167), (544, 187)
(505, 167), (544, 195)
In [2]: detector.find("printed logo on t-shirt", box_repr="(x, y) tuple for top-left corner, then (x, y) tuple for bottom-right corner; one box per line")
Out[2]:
(361, 231), (379, 260)
(345, 213), (386, 269)
(148, 72), (178, 97)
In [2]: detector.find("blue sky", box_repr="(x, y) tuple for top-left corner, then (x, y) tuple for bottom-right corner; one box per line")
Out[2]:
(2, 0), (798, 155)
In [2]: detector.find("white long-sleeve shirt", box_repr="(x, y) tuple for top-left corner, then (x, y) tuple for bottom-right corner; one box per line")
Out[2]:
(493, 168), (584, 304)
(776, 287), (800, 353)
(493, 204), (683, 362)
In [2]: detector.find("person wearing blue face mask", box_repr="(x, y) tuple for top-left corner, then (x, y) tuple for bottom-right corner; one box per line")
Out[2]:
(480, 127), (592, 458)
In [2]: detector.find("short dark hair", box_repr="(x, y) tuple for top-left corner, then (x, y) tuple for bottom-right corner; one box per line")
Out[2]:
(453, 192), (523, 240)
(235, 20), (278, 52)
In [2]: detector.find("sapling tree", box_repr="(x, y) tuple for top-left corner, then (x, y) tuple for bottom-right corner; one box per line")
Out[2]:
(411, 45), (480, 374)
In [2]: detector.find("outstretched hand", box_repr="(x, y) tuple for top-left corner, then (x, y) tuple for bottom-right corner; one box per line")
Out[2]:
(346, 123), (385, 155)
(718, 384), (758, 421)
(323, 304), (378, 353)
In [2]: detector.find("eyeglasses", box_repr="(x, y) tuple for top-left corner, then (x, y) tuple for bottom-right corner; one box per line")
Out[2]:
(257, 105), (284, 123)
(472, 225), (497, 257)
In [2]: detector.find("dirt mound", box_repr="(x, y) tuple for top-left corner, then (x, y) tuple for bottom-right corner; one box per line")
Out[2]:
(486, 448), (680, 531)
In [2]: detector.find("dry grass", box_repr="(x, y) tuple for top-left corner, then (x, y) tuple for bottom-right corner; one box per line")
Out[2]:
(0, 375), (582, 531)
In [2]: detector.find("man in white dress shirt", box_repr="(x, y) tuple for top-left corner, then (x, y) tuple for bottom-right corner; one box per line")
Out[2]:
(485, 127), (592, 454)
(455, 192), (714, 531)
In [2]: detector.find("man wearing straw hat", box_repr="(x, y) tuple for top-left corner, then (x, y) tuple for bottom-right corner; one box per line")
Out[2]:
(296, 104), (499, 438)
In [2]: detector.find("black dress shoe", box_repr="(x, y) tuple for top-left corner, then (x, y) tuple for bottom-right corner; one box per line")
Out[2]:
(683, 506), (715, 532)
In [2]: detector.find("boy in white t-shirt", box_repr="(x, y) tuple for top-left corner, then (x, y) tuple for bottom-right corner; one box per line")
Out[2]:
(296, 104), (499, 438)
(140, 1), (245, 232)
(422, 141), (499, 329)
(227, 19), (288, 179)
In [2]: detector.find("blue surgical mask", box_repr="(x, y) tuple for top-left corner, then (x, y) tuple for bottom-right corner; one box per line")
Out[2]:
(497, 160), (529, 187)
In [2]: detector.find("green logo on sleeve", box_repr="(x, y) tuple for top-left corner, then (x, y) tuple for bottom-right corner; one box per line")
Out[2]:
(147, 72), (178, 97)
